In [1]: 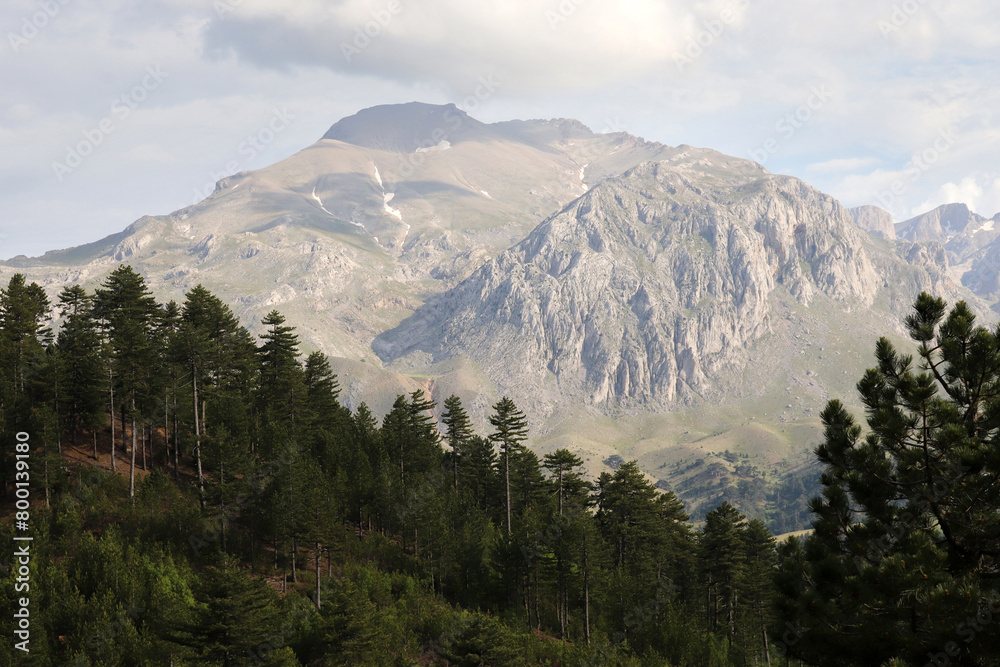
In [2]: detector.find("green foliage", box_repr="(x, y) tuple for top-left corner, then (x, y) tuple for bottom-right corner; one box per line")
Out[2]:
(776, 293), (1000, 665)
(1, 266), (809, 666)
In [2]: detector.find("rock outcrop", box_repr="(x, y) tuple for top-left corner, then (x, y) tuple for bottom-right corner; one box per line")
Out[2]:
(375, 151), (883, 412)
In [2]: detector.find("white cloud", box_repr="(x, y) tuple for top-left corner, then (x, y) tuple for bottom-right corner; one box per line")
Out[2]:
(3, 0), (1000, 256)
(807, 157), (881, 174)
(915, 175), (1000, 219)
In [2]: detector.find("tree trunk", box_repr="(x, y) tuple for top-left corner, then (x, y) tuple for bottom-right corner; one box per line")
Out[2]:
(761, 606), (772, 667)
(93, 429), (98, 461)
(164, 388), (169, 467)
(504, 447), (512, 536)
(129, 402), (136, 499)
(220, 459), (227, 554)
(584, 531), (591, 645)
(193, 368), (204, 504)
(172, 399), (179, 482)
(121, 403), (128, 475)
(291, 536), (297, 583)
(315, 543), (322, 610)
(109, 371), (116, 472)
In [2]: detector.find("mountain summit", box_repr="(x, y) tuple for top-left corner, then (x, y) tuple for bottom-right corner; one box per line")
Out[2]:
(321, 102), (490, 152)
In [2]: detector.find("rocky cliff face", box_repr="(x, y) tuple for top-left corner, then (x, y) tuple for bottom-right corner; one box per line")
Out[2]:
(848, 205), (895, 239)
(2, 103), (988, 426)
(893, 204), (1000, 305)
(375, 150), (884, 413)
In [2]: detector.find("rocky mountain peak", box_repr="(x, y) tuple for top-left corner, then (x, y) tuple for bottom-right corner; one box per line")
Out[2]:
(374, 155), (881, 414)
(896, 202), (985, 243)
(848, 205), (895, 239)
(320, 101), (489, 152)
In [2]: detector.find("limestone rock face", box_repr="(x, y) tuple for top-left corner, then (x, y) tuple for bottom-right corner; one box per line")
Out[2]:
(894, 204), (1000, 304)
(375, 152), (881, 411)
(848, 205), (895, 239)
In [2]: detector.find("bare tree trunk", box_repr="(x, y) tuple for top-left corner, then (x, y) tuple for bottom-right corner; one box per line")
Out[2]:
(93, 429), (98, 461)
(172, 398), (179, 482)
(504, 448), (512, 536)
(109, 371), (116, 472)
(193, 369), (204, 504)
(220, 460), (227, 554)
(315, 544), (322, 610)
(129, 400), (137, 499)
(584, 532), (591, 646)
(164, 388), (169, 467)
(142, 423), (147, 472)
(291, 536), (297, 583)
(761, 606), (772, 667)
(121, 403), (128, 475)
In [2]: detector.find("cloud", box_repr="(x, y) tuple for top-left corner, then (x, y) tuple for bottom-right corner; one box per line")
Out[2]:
(807, 157), (881, 174)
(914, 175), (1000, 219)
(201, 0), (689, 93)
(3, 0), (1000, 257)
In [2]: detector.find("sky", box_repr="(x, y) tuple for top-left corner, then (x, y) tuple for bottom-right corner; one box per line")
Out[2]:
(2, 0), (1000, 259)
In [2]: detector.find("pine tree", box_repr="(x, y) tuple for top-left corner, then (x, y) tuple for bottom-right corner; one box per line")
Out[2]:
(542, 448), (591, 638)
(442, 394), (473, 490)
(543, 449), (587, 517)
(775, 293), (1000, 665)
(740, 518), (776, 666)
(55, 285), (104, 451)
(488, 396), (529, 536)
(93, 266), (159, 497)
(257, 310), (305, 427)
(700, 502), (745, 646)
(459, 435), (499, 515)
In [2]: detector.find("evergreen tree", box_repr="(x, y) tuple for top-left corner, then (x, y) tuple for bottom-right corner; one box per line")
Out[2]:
(0, 274), (51, 498)
(775, 293), (1000, 665)
(169, 563), (293, 665)
(488, 396), (529, 536)
(55, 285), (104, 451)
(459, 435), (499, 515)
(442, 394), (474, 490)
(93, 265), (159, 497)
(257, 310), (306, 427)
(700, 502), (745, 646)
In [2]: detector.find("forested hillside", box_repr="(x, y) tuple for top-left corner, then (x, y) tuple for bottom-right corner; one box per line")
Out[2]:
(1, 268), (998, 665)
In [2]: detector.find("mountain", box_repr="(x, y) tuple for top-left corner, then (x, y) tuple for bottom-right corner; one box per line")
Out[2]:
(375, 151), (967, 420)
(894, 203), (1000, 306)
(2, 103), (673, 411)
(848, 205), (895, 239)
(1, 102), (990, 522)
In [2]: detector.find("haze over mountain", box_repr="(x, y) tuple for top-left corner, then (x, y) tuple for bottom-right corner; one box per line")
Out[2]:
(2, 102), (990, 519)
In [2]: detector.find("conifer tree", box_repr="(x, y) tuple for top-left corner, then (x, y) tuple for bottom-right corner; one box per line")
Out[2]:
(775, 293), (1000, 665)
(700, 502), (745, 646)
(55, 285), (104, 452)
(488, 396), (529, 536)
(93, 266), (159, 498)
(442, 394), (473, 490)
